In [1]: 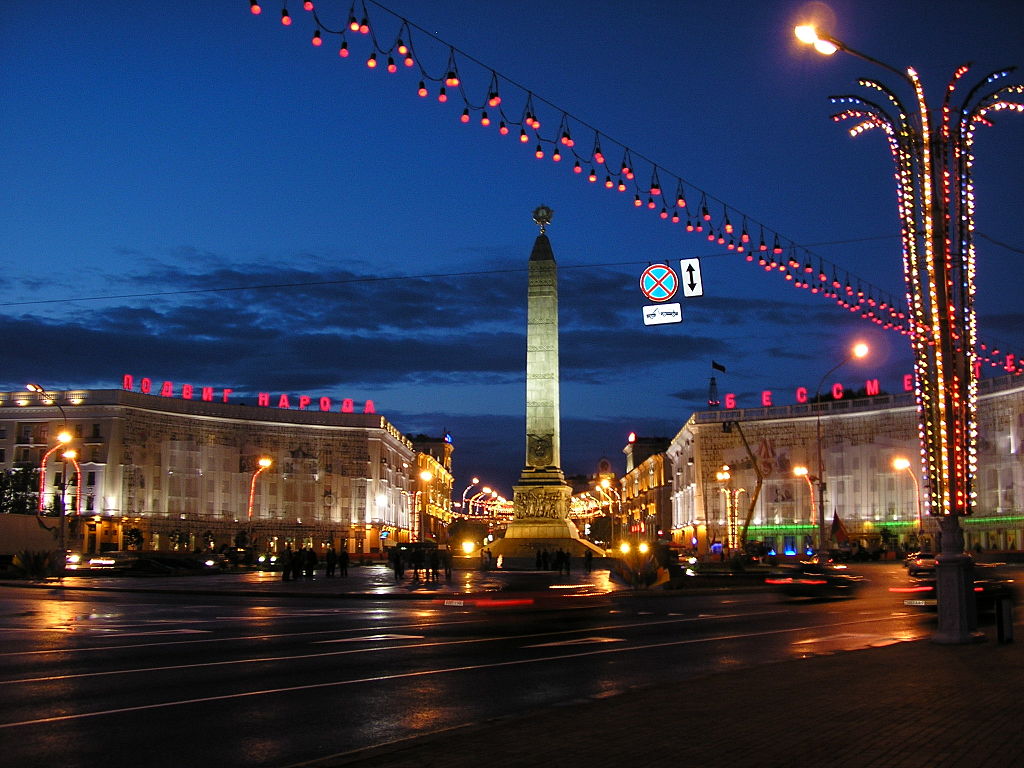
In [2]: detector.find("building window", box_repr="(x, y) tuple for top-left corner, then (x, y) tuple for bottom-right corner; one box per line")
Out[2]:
(87, 472), (96, 486)
(91, 424), (101, 439)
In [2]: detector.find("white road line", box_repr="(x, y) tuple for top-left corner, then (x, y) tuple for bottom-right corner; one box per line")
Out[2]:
(525, 637), (624, 648)
(0, 616), (918, 731)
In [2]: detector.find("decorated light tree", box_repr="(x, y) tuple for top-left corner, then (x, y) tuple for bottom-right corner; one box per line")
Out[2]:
(797, 24), (1023, 643)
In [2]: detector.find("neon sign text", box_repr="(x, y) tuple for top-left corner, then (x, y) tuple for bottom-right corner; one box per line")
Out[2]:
(122, 375), (375, 414)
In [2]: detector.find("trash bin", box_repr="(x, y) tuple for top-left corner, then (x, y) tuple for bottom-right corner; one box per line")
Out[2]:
(996, 596), (1014, 643)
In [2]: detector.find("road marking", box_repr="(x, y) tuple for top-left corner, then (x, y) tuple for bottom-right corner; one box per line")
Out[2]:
(96, 629), (211, 637)
(525, 637), (623, 648)
(315, 634), (423, 644)
(0, 614), (916, 730)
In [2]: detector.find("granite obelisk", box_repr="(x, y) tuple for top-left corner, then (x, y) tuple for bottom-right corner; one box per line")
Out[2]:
(491, 207), (602, 558)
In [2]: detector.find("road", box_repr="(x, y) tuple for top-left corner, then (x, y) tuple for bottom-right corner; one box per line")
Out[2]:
(0, 563), (952, 767)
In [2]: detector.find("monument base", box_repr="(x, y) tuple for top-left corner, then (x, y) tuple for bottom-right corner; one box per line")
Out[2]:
(487, 477), (605, 559)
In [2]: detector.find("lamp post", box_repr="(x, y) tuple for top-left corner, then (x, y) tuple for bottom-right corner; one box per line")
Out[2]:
(893, 456), (924, 544)
(29, 383), (73, 575)
(460, 477), (480, 512)
(795, 23), (1022, 643)
(414, 470), (434, 542)
(812, 342), (869, 561)
(599, 478), (622, 547)
(793, 465), (817, 552)
(247, 457), (273, 522)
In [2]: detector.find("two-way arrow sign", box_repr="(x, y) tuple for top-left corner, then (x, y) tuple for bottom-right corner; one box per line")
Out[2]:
(680, 258), (703, 297)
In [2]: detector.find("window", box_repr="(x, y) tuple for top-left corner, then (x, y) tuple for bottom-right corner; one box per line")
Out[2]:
(91, 424), (101, 439)
(87, 472), (96, 486)
(75, 424), (84, 438)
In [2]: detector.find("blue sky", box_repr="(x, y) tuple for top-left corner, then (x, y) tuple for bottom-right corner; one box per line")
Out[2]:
(2, 1), (1022, 492)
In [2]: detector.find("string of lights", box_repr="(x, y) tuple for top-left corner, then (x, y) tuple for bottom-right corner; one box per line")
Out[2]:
(245, 1), (1023, 376)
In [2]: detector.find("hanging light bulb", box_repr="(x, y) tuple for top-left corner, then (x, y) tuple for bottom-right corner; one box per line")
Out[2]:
(659, 207), (669, 220)
(488, 91), (501, 107)
(397, 39), (409, 55)
(649, 170), (661, 196)
(303, 0), (314, 9)
(605, 175), (614, 188)
(348, 15), (360, 32)
(461, 108), (471, 123)
(387, 56), (397, 72)
(552, 147), (561, 162)
(723, 214), (733, 234)
(633, 194), (643, 207)
(438, 86), (447, 103)
(404, 52), (414, 67)
(772, 235), (782, 254)
(480, 111), (491, 127)
(593, 136), (604, 165)
(499, 121), (509, 135)
(417, 81), (428, 97)
(617, 180), (627, 192)
(281, 6), (292, 25)
(535, 143), (544, 159)
(358, 17), (370, 34)
(519, 128), (529, 143)
(250, 1), (262, 14)
(587, 168), (598, 182)
(445, 71), (460, 87)
(573, 160), (582, 174)
(671, 210), (680, 223)
(647, 197), (656, 209)
(338, 40), (349, 57)
(366, 52), (377, 68)
(686, 219), (695, 232)
(311, 29), (323, 46)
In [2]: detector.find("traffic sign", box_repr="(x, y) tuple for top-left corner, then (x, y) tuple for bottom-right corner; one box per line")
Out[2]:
(639, 264), (678, 302)
(680, 258), (703, 297)
(642, 302), (682, 325)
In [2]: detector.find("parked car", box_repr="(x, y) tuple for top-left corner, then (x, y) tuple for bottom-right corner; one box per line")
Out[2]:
(765, 561), (865, 598)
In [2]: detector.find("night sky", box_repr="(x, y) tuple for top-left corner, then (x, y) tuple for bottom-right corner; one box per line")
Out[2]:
(2, 1), (1022, 493)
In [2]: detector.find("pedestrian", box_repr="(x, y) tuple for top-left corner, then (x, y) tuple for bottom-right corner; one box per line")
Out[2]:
(304, 546), (318, 579)
(442, 547), (452, 581)
(411, 547), (425, 582)
(280, 546), (293, 581)
(541, 549), (550, 570)
(392, 548), (404, 581)
(584, 548), (593, 574)
(428, 547), (440, 582)
(339, 547), (349, 576)
(291, 548), (304, 581)
(325, 546), (337, 578)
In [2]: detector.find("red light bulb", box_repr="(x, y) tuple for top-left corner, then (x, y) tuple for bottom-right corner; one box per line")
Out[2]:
(552, 148), (561, 162)
(359, 18), (370, 34)
(338, 41), (349, 57)
(311, 30), (322, 46)
(438, 87), (447, 103)
(366, 53), (377, 68)
(573, 161), (582, 174)
(480, 111), (491, 127)
(281, 8), (292, 25)
(387, 57), (397, 72)
(519, 129), (529, 143)
(348, 16), (359, 32)
(304, 1), (314, 10)
(499, 121), (509, 135)
(417, 81), (428, 97)
(397, 40), (409, 55)
(461, 108), (470, 123)
(250, 1), (262, 14)
(535, 144), (544, 159)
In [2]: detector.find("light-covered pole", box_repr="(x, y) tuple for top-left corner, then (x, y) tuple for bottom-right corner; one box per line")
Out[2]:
(796, 23), (1022, 642)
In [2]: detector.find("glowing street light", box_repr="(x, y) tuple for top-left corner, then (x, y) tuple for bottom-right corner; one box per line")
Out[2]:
(893, 456), (924, 541)
(247, 457), (273, 521)
(813, 342), (869, 559)
(797, 21), (1022, 642)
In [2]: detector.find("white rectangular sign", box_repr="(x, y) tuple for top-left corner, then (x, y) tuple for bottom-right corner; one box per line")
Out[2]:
(680, 258), (703, 297)
(643, 302), (682, 325)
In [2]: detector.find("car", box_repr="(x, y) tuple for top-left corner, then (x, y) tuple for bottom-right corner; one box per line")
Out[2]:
(906, 552), (937, 576)
(765, 561), (865, 598)
(891, 563), (1017, 611)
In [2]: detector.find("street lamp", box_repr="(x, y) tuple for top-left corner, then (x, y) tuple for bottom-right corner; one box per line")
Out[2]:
(414, 469), (434, 542)
(892, 456), (924, 543)
(793, 465), (817, 552)
(813, 342), (869, 560)
(796, 22), (1022, 643)
(247, 457), (273, 522)
(460, 477), (480, 512)
(599, 478), (622, 546)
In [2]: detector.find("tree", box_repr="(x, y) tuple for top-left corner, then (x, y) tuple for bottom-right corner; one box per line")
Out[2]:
(125, 527), (144, 551)
(0, 468), (39, 516)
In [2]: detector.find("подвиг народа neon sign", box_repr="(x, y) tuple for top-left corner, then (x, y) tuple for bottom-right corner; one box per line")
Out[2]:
(122, 374), (375, 414)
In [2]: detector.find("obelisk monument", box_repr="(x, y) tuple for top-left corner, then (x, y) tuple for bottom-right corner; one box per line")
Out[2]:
(492, 207), (602, 559)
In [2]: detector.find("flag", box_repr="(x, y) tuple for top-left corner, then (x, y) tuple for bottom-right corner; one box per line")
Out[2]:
(831, 510), (850, 544)
(711, 360), (726, 373)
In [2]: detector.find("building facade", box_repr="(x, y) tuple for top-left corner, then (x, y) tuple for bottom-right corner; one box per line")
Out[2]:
(0, 388), (453, 559)
(667, 375), (1024, 558)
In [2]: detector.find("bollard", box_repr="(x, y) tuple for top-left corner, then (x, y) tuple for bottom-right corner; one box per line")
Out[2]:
(996, 597), (1014, 644)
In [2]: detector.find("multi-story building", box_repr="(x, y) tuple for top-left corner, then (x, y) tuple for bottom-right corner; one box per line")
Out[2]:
(0, 386), (453, 559)
(411, 433), (455, 543)
(667, 374), (1024, 558)
(620, 434), (672, 541)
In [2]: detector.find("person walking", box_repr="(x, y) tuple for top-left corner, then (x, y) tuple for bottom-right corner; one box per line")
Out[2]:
(339, 547), (349, 577)
(280, 546), (293, 582)
(325, 546), (337, 578)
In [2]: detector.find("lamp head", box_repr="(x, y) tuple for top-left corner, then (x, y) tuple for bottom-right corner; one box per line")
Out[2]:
(257, 457), (273, 469)
(793, 466), (809, 477)
(794, 24), (839, 55)
(892, 457), (911, 471)
(852, 342), (869, 359)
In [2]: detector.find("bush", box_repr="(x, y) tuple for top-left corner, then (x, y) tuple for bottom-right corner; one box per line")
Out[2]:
(12, 550), (54, 580)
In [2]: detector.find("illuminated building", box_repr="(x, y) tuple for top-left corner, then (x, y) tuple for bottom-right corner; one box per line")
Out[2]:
(667, 374), (1024, 558)
(0, 387), (444, 559)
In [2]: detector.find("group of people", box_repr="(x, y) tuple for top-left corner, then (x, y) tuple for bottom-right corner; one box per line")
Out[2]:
(535, 547), (595, 574)
(279, 545), (349, 581)
(390, 545), (452, 583)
